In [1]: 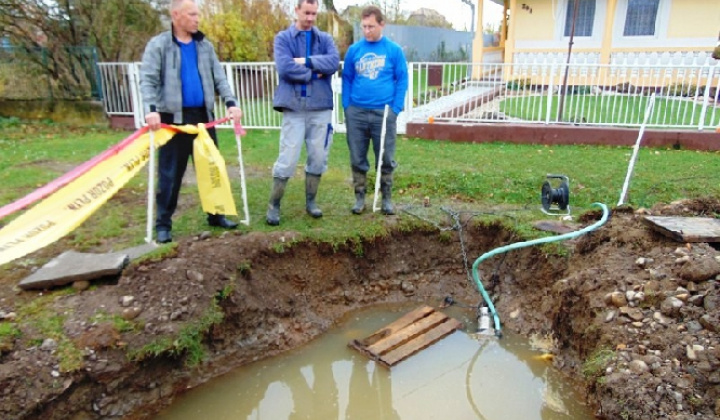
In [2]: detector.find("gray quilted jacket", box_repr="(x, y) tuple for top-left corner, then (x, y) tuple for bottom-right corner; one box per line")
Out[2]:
(139, 29), (237, 123)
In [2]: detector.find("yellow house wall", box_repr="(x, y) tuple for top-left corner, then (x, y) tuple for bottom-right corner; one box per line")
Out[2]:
(667, 0), (720, 38)
(472, 0), (718, 87)
(513, 0), (556, 41)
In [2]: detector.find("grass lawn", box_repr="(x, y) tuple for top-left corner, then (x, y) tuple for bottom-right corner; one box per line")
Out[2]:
(1, 116), (719, 266)
(412, 64), (470, 93)
(500, 94), (720, 127)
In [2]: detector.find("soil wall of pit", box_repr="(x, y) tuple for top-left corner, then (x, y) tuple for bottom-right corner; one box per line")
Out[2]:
(4, 209), (720, 420)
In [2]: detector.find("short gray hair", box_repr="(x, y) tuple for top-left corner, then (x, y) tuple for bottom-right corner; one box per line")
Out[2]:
(171, 0), (195, 12)
(297, 0), (317, 8)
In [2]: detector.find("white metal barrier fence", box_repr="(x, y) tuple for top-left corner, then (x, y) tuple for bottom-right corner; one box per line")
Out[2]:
(409, 61), (720, 130)
(98, 61), (720, 132)
(98, 62), (355, 132)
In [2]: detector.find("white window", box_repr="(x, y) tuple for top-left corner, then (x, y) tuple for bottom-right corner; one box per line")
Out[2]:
(623, 0), (660, 36)
(564, 0), (596, 37)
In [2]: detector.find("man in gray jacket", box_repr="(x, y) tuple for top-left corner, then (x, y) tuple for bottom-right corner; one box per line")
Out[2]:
(266, 0), (339, 226)
(140, 0), (242, 243)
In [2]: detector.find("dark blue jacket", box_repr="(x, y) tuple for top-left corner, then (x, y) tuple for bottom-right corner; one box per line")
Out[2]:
(273, 24), (339, 112)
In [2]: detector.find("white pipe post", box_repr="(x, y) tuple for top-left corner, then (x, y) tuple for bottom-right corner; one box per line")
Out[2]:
(697, 64), (715, 131)
(129, 63), (143, 130)
(235, 123), (250, 226)
(618, 92), (656, 207)
(372, 105), (390, 213)
(145, 130), (156, 243)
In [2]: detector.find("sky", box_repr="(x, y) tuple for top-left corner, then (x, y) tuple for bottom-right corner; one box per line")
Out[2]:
(331, 0), (504, 32)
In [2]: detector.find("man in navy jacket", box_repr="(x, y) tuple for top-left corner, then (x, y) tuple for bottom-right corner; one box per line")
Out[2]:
(266, 0), (340, 226)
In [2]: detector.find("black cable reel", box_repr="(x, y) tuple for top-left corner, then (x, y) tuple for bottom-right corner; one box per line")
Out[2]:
(541, 174), (570, 216)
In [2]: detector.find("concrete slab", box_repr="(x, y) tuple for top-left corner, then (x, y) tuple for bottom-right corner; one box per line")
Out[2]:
(643, 216), (720, 243)
(533, 220), (580, 234)
(120, 242), (159, 260)
(19, 251), (129, 290)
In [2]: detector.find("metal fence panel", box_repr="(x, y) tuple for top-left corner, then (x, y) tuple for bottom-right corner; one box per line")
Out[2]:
(354, 24), (473, 62)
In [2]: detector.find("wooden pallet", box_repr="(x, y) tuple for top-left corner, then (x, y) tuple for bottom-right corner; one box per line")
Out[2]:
(644, 216), (720, 243)
(348, 306), (462, 368)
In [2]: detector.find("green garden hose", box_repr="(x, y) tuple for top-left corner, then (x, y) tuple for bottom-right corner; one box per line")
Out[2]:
(471, 203), (610, 337)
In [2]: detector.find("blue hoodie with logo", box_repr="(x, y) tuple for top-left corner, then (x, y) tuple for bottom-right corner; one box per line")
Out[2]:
(342, 36), (408, 115)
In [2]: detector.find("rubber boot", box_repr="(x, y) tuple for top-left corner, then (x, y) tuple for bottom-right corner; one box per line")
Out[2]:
(305, 173), (323, 218)
(351, 170), (366, 215)
(266, 177), (288, 226)
(380, 173), (395, 215)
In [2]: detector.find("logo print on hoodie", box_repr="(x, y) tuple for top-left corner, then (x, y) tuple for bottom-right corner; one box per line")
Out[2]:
(356, 53), (386, 80)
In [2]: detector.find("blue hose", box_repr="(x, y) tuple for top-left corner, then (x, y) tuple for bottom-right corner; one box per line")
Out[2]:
(471, 203), (610, 337)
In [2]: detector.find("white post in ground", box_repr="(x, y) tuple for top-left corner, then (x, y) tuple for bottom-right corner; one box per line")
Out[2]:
(618, 92), (656, 207)
(373, 105), (390, 213)
(145, 130), (156, 243)
(234, 123), (250, 226)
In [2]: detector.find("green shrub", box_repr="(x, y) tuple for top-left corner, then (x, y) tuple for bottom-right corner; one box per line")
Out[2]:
(507, 78), (531, 90)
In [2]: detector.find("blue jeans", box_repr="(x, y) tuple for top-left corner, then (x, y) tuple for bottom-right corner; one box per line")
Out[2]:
(344, 105), (398, 174)
(272, 107), (333, 179)
(155, 107), (216, 232)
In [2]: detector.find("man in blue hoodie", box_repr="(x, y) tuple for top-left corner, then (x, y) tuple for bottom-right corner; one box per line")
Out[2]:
(342, 6), (408, 215)
(267, 0), (340, 226)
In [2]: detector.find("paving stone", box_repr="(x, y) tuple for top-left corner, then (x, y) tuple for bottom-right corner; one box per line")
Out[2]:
(533, 220), (580, 234)
(120, 242), (159, 260)
(18, 251), (129, 290)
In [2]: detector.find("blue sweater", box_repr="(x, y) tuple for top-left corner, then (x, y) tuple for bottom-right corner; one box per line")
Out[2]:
(273, 24), (340, 112)
(342, 36), (408, 115)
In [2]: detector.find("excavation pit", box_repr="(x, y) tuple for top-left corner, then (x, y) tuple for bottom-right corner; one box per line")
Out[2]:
(2, 201), (720, 420)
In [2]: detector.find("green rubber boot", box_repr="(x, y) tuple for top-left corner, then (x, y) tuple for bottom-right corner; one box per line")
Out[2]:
(266, 177), (288, 225)
(380, 173), (395, 215)
(351, 170), (366, 215)
(305, 173), (323, 218)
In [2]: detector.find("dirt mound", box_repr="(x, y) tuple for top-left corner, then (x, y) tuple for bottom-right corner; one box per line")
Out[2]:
(1, 202), (719, 420)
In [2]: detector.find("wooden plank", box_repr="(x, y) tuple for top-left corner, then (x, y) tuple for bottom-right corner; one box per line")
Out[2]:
(380, 318), (462, 367)
(348, 306), (463, 368)
(644, 216), (720, 243)
(366, 311), (448, 356)
(353, 306), (435, 347)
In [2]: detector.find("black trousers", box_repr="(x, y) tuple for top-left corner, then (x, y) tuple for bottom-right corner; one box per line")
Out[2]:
(155, 107), (218, 231)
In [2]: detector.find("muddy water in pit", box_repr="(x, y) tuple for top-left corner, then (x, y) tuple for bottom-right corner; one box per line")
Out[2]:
(154, 304), (594, 420)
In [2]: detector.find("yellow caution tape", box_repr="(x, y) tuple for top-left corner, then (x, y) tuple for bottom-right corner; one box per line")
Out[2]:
(194, 124), (237, 216)
(0, 124), (237, 267)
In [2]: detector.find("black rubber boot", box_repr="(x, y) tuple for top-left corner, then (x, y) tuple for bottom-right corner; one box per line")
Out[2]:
(207, 214), (238, 229)
(305, 173), (323, 218)
(380, 173), (395, 215)
(351, 170), (366, 215)
(266, 177), (288, 226)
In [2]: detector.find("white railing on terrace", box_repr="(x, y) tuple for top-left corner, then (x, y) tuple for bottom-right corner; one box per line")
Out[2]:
(98, 61), (720, 133)
(410, 62), (720, 131)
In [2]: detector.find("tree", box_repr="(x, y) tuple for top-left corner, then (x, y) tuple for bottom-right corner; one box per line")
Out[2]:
(405, 8), (452, 29)
(0, 0), (163, 98)
(200, 0), (289, 62)
(321, 0), (337, 13)
(317, 0), (352, 55)
(364, 0), (403, 23)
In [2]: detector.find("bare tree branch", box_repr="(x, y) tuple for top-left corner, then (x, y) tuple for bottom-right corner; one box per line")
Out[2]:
(0, 0), (162, 98)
